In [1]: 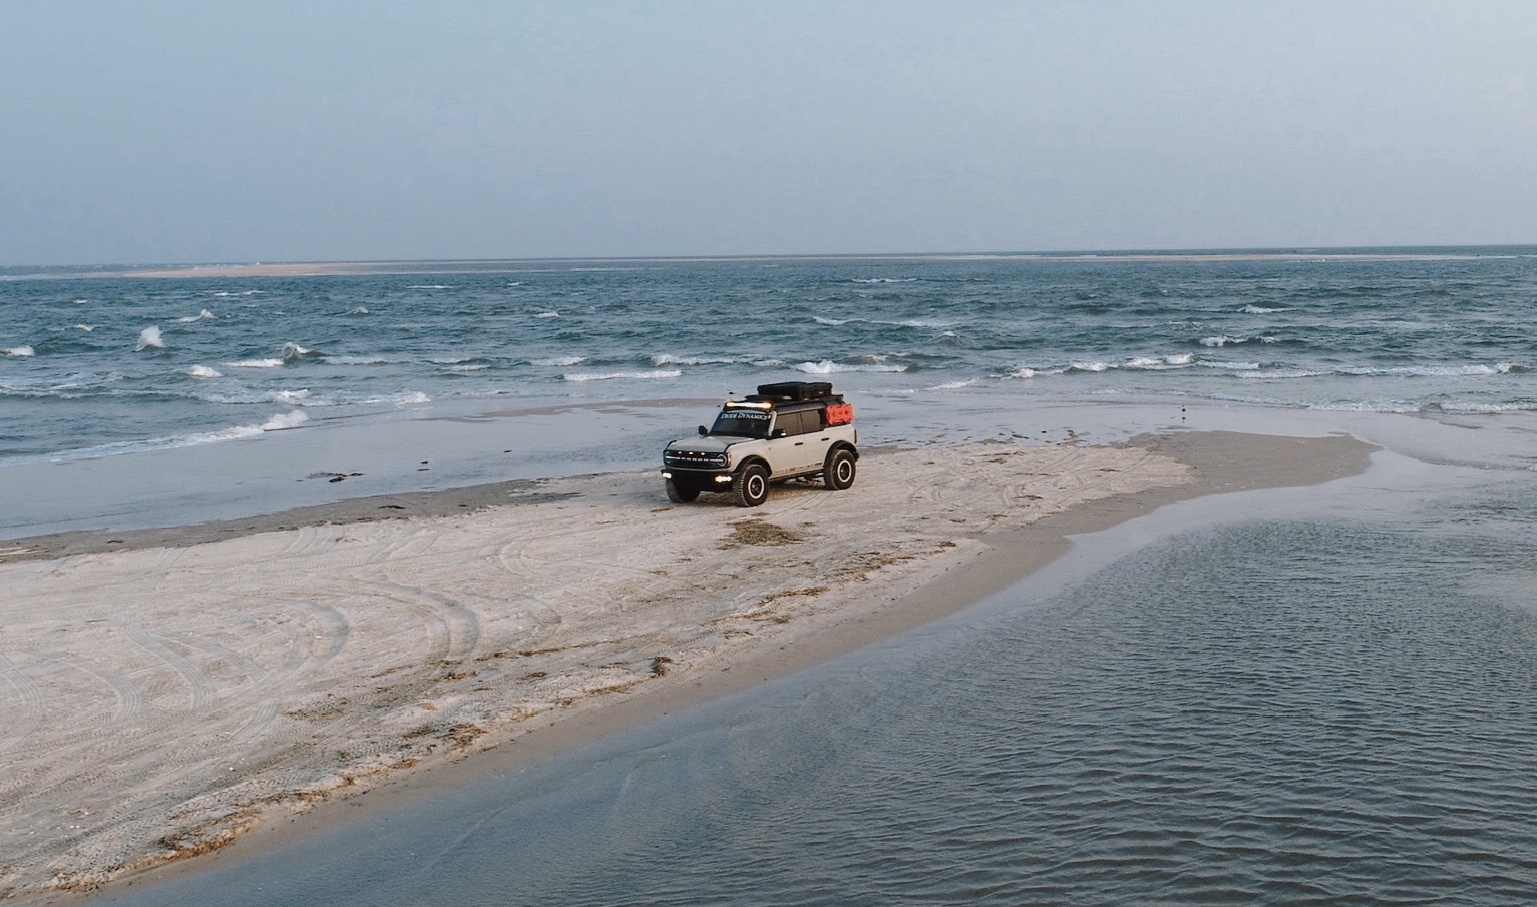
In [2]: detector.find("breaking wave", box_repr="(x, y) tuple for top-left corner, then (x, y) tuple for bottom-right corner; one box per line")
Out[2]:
(563, 369), (682, 382)
(796, 360), (909, 374)
(135, 326), (164, 351)
(1338, 362), (1513, 378)
(8, 411), (310, 465)
(652, 354), (741, 366)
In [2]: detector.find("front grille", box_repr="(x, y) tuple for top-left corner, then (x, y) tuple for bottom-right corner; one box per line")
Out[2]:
(665, 450), (728, 469)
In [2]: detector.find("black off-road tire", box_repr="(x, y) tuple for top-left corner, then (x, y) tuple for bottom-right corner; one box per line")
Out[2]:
(665, 477), (701, 503)
(733, 463), (770, 507)
(823, 447), (857, 490)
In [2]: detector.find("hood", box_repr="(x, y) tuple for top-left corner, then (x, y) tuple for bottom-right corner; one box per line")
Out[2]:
(664, 434), (740, 454)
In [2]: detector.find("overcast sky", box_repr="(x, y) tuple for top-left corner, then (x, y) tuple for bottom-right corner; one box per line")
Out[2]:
(3, 1), (1535, 265)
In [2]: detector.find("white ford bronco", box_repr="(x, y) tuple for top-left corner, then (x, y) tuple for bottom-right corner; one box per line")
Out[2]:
(661, 381), (858, 507)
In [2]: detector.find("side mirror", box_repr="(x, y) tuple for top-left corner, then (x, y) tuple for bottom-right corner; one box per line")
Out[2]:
(698, 425), (708, 436)
(771, 428), (788, 438)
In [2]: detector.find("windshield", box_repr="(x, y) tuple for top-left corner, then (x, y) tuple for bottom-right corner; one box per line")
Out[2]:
(710, 410), (771, 438)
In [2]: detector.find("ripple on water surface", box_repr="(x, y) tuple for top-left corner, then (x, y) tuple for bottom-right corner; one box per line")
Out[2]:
(497, 517), (1537, 906)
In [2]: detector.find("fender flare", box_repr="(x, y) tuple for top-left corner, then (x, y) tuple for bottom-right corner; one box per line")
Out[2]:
(735, 455), (772, 478)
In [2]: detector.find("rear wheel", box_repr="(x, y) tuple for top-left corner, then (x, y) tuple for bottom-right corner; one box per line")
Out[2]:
(665, 477), (701, 503)
(733, 463), (770, 507)
(823, 448), (856, 490)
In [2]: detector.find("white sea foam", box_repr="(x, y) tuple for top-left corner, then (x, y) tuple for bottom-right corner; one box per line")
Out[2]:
(408, 285), (451, 290)
(813, 314), (954, 330)
(1009, 367), (1037, 379)
(3, 345), (34, 357)
(177, 309), (215, 323)
(448, 364), (489, 372)
(261, 411), (310, 430)
(1338, 363), (1512, 378)
(795, 360), (908, 374)
(22, 411), (309, 465)
(1200, 360), (1262, 370)
(282, 342), (312, 361)
(383, 391), (431, 405)
(1238, 368), (1324, 380)
(1201, 336), (1248, 347)
(563, 369), (682, 382)
(534, 356), (587, 367)
(73, 324), (94, 332)
(652, 354), (739, 366)
(535, 311), (560, 318)
(1242, 304), (1288, 313)
(225, 358), (285, 368)
(1126, 354), (1194, 370)
(185, 365), (222, 379)
(71, 298), (87, 305)
(1441, 401), (1535, 414)
(271, 389), (313, 405)
(1309, 400), (1422, 414)
(1068, 361), (1114, 372)
(929, 378), (980, 390)
(135, 326), (164, 351)
(347, 306), (370, 315)
(326, 355), (390, 366)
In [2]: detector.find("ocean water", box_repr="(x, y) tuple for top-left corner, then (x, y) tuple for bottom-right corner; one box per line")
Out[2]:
(3, 248), (1536, 468)
(11, 249), (1537, 904)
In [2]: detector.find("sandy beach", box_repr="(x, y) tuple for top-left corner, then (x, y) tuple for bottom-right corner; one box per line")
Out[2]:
(0, 430), (1371, 902)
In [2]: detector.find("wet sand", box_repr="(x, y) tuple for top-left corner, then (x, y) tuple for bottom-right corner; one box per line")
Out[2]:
(0, 430), (1372, 903)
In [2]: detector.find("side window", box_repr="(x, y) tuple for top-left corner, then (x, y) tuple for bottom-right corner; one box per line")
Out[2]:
(782, 410), (820, 436)
(774, 410), (808, 436)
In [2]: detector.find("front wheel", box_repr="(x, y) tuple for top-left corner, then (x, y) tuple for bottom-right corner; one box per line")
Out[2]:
(733, 463), (770, 507)
(823, 448), (856, 490)
(665, 477), (701, 503)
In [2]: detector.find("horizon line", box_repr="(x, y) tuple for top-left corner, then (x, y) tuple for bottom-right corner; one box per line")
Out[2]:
(5, 243), (1535, 280)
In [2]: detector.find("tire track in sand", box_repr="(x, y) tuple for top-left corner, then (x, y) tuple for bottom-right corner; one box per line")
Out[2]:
(227, 601), (353, 744)
(126, 630), (215, 713)
(58, 654), (145, 725)
(0, 652), (45, 756)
